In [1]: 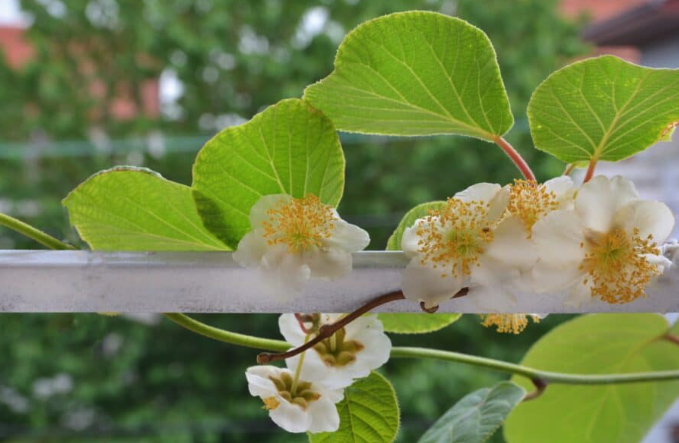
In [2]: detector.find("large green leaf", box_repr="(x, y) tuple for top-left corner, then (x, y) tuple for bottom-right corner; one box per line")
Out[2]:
(419, 381), (525, 443)
(381, 201), (458, 334)
(529, 55), (679, 163)
(309, 372), (399, 443)
(63, 167), (227, 251)
(505, 314), (679, 443)
(304, 11), (513, 141)
(192, 98), (345, 248)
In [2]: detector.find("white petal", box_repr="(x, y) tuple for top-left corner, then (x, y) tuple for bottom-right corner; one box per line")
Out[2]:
(325, 219), (370, 252)
(288, 351), (332, 385)
(351, 327), (392, 373)
(401, 259), (466, 309)
(467, 283), (518, 312)
(278, 314), (307, 345)
(564, 276), (593, 307)
(487, 186), (510, 222)
(307, 397), (341, 433)
(260, 247), (310, 297)
(615, 200), (675, 244)
(249, 194), (292, 227)
(233, 228), (268, 267)
(245, 366), (279, 398)
(269, 397), (312, 433)
(402, 220), (427, 256)
(483, 216), (536, 269)
(531, 210), (586, 293)
(455, 183), (501, 203)
(305, 249), (353, 280)
(575, 175), (638, 232)
(544, 176), (575, 208)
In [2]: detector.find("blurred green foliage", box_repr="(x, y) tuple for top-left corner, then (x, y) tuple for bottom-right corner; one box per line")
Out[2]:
(0, 0), (586, 440)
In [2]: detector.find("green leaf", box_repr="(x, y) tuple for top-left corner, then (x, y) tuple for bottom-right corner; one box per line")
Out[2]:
(381, 201), (456, 334)
(528, 55), (679, 163)
(63, 167), (227, 251)
(504, 314), (679, 443)
(309, 372), (399, 443)
(386, 201), (445, 251)
(192, 98), (345, 248)
(304, 11), (513, 141)
(419, 381), (526, 443)
(379, 313), (462, 334)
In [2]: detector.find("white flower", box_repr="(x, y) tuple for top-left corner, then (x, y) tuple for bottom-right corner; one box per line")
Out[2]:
(245, 365), (343, 433)
(480, 313), (547, 334)
(234, 194), (370, 297)
(532, 175), (675, 305)
(401, 183), (515, 309)
(280, 313), (391, 390)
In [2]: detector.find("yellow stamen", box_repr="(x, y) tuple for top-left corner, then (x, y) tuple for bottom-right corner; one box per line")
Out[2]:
(417, 198), (494, 278)
(581, 227), (661, 304)
(480, 314), (540, 334)
(262, 396), (280, 410)
(262, 194), (336, 253)
(508, 179), (559, 236)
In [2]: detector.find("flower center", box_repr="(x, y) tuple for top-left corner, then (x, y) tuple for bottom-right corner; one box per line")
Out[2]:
(262, 194), (336, 253)
(417, 198), (494, 278)
(480, 314), (540, 334)
(268, 372), (321, 410)
(508, 179), (559, 236)
(313, 327), (365, 367)
(581, 227), (661, 304)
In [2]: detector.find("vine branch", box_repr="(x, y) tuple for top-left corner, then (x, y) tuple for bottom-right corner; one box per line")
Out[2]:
(0, 212), (74, 250)
(523, 377), (548, 402)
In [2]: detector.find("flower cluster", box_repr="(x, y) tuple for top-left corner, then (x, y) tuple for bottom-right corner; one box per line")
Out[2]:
(247, 313), (391, 433)
(401, 175), (674, 332)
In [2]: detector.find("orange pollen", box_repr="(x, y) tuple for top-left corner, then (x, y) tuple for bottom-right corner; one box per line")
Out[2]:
(580, 227), (661, 304)
(262, 194), (336, 253)
(508, 179), (559, 236)
(416, 197), (494, 278)
(480, 314), (540, 334)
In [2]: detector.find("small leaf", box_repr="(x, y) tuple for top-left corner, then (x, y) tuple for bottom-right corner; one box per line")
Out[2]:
(379, 313), (461, 334)
(504, 314), (679, 443)
(63, 167), (227, 251)
(192, 98), (345, 248)
(529, 55), (679, 163)
(381, 201), (456, 334)
(304, 11), (513, 141)
(419, 381), (526, 443)
(309, 372), (399, 443)
(386, 201), (445, 251)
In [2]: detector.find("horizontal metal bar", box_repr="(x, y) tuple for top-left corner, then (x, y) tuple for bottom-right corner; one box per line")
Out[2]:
(0, 245), (677, 313)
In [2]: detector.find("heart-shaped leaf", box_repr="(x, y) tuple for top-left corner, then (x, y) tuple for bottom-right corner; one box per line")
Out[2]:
(419, 381), (526, 443)
(529, 55), (679, 163)
(308, 372), (400, 443)
(63, 167), (227, 251)
(504, 314), (679, 443)
(192, 98), (345, 248)
(304, 11), (513, 141)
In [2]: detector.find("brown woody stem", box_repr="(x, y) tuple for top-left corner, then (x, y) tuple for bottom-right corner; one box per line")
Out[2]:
(523, 377), (548, 402)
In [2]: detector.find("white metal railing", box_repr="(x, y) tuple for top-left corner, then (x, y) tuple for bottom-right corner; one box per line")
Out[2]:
(0, 242), (677, 313)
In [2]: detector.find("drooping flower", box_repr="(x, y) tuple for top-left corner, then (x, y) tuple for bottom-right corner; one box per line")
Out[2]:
(532, 175), (675, 305)
(234, 194), (370, 297)
(280, 313), (391, 390)
(480, 313), (545, 334)
(245, 365), (343, 433)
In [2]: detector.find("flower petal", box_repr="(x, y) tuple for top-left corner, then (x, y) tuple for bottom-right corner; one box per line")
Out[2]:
(325, 218), (371, 252)
(249, 194), (292, 227)
(483, 216), (536, 269)
(544, 176), (575, 208)
(615, 200), (675, 244)
(402, 219), (427, 256)
(305, 249), (353, 280)
(233, 228), (268, 267)
(575, 175), (638, 232)
(278, 314), (307, 345)
(269, 397), (312, 433)
(401, 259), (466, 309)
(260, 246), (311, 297)
(307, 397), (341, 433)
(455, 183), (501, 203)
(245, 366), (279, 398)
(487, 186), (510, 222)
(531, 209), (586, 293)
